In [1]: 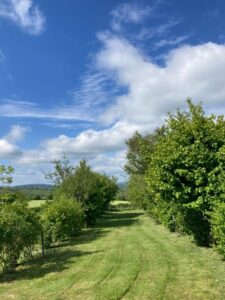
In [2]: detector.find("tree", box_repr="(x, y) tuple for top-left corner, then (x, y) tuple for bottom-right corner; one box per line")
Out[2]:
(0, 165), (14, 186)
(0, 201), (40, 272)
(57, 160), (117, 224)
(45, 153), (73, 185)
(146, 99), (225, 245)
(125, 128), (165, 209)
(126, 175), (148, 209)
(41, 196), (84, 247)
(125, 129), (165, 176)
(48, 157), (118, 224)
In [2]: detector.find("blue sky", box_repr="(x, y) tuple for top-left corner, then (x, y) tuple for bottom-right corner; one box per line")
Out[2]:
(1, 0), (225, 184)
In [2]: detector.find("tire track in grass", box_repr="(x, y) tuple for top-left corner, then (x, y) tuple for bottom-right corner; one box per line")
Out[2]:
(59, 211), (132, 299)
(118, 259), (143, 300)
(93, 211), (143, 300)
(122, 214), (179, 300)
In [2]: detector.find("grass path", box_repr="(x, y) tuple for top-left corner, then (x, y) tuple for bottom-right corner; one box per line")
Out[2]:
(0, 208), (225, 299)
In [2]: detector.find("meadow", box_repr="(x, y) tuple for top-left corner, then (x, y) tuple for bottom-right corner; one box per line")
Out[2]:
(0, 205), (225, 300)
(28, 199), (47, 208)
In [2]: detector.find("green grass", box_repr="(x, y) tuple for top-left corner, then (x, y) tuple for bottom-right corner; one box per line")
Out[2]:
(0, 208), (225, 299)
(110, 200), (131, 207)
(28, 200), (47, 208)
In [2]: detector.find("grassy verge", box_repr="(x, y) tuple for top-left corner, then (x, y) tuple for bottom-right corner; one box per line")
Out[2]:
(0, 208), (225, 299)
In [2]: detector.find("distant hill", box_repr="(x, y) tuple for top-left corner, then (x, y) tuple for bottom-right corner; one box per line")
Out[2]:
(13, 184), (54, 190)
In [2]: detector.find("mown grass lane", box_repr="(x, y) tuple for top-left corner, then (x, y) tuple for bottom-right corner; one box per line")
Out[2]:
(0, 208), (225, 299)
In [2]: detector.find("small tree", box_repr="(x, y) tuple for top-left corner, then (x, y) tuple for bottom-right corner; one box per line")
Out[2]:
(0, 165), (14, 186)
(0, 201), (41, 272)
(41, 196), (84, 247)
(45, 154), (73, 185)
(0, 165), (15, 204)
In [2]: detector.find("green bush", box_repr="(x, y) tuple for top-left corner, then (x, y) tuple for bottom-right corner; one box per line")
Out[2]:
(41, 196), (84, 246)
(211, 203), (225, 257)
(126, 175), (148, 209)
(145, 100), (225, 245)
(53, 160), (118, 225)
(0, 201), (40, 272)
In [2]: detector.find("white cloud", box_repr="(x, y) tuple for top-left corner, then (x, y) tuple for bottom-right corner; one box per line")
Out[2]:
(16, 149), (53, 165)
(0, 0), (45, 35)
(0, 125), (29, 159)
(154, 35), (190, 49)
(70, 71), (116, 111)
(0, 139), (21, 158)
(43, 121), (142, 156)
(91, 151), (127, 180)
(137, 18), (183, 41)
(110, 3), (151, 32)
(12, 38), (225, 182)
(13, 120), (148, 168)
(96, 36), (225, 126)
(0, 99), (93, 121)
(4, 3), (225, 184)
(4, 124), (29, 143)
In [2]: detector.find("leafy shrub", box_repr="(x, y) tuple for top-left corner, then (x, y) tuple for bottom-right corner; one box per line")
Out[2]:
(52, 160), (118, 225)
(126, 175), (148, 209)
(211, 203), (225, 257)
(145, 100), (225, 245)
(0, 189), (27, 204)
(0, 201), (40, 272)
(41, 196), (84, 246)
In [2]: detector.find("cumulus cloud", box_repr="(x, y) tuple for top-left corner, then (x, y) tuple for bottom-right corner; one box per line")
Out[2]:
(0, 0), (45, 35)
(0, 139), (21, 158)
(14, 121), (147, 168)
(4, 124), (29, 143)
(14, 36), (225, 181)
(0, 125), (29, 159)
(91, 151), (127, 180)
(43, 121), (143, 156)
(96, 36), (225, 126)
(4, 2), (225, 184)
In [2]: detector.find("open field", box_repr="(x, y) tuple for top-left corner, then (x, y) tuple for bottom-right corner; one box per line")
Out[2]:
(28, 200), (47, 208)
(0, 207), (225, 300)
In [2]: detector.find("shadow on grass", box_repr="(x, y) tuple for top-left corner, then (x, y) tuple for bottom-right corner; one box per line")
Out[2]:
(96, 210), (143, 228)
(0, 208), (142, 282)
(102, 211), (143, 220)
(0, 249), (103, 283)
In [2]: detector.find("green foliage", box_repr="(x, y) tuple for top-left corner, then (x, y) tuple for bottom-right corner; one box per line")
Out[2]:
(211, 203), (225, 257)
(15, 187), (54, 200)
(125, 129), (165, 176)
(45, 153), (74, 185)
(125, 128), (165, 211)
(116, 184), (128, 201)
(1, 208), (225, 299)
(0, 189), (28, 204)
(146, 99), (225, 245)
(0, 201), (40, 272)
(53, 159), (118, 224)
(126, 175), (148, 209)
(41, 196), (84, 246)
(0, 165), (14, 186)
